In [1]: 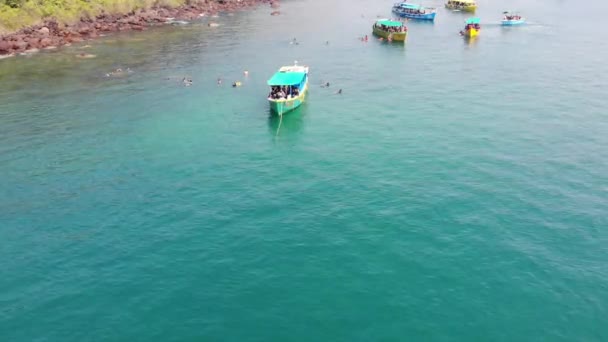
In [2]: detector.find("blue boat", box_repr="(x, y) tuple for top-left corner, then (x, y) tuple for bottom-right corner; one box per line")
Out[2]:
(501, 11), (526, 26)
(392, 2), (437, 21)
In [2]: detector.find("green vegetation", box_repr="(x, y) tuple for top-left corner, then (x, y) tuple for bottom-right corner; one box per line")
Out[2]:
(0, 0), (206, 34)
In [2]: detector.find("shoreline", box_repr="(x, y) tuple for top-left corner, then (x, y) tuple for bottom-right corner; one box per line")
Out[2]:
(0, 0), (279, 57)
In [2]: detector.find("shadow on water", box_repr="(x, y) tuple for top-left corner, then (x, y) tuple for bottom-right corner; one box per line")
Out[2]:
(463, 36), (479, 47)
(267, 107), (305, 140)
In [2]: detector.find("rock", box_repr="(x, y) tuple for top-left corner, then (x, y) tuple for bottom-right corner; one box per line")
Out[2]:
(39, 37), (53, 48)
(38, 27), (50, 36)
(12, 40), (28, 51)
(9, 34), (26, 42)
(78, 25), (91, 35)
(0, 40), (12, 53)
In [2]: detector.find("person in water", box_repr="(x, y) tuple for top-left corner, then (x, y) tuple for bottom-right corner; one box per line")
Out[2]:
(336, 89), (342, 95)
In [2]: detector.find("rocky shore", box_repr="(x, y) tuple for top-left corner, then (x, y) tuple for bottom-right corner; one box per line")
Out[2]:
(0, 0), (279, 56)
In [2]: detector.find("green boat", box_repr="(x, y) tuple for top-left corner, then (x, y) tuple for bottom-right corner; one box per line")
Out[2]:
(267, 62), (309, 116)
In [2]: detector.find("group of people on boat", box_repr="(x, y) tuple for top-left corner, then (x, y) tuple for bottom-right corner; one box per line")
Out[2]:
(394, 7), (428, 15)
(464, 23), (480, 31)
(503, 14), (522, 20)
(447, 1), (473, 8)
(375, 23), (407, 33)
(269, 85), (300, 100)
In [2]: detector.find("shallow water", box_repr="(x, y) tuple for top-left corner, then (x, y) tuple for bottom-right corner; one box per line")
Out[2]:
(1, 0), (608, 340)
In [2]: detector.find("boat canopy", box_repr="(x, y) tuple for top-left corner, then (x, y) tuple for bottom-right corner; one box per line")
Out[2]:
(376, 19), (403, 27)
(465, 17), (480, 24)
(267, 72), (306, 86)
(397, 3), (422, 10)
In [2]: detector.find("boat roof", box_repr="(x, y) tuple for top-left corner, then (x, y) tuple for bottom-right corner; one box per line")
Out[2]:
(397, 3), (422, 9)
(465, 17), (480, 24)
(267, 71), (306, 86)
(376, 19), (403, 27)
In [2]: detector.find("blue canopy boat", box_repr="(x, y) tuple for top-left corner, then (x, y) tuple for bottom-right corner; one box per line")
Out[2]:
(501, 11), (526, 26)
(392, 2), (437, 21)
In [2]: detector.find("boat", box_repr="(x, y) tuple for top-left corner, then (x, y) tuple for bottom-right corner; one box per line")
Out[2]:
(267, 62), (309, 116)
(392, 2), (437, 21)
(460, 17), (480, 38)
(501, 11), (526, 26)
(445, 0), (477, 13)
(372, 19), (408, 42)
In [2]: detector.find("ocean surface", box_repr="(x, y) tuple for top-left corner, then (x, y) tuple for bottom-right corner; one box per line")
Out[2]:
(1, 0), (608, 340)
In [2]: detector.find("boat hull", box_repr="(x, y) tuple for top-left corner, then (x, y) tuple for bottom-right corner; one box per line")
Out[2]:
(501, 19), (525, 26)
(464, 27), (479, 38)
(445, 4), (477, 12)
(268, 83), (308, 115)
(372, 26), (407, 41)
(392, 10), (436, 21)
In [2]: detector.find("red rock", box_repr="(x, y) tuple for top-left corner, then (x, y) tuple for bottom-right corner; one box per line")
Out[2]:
(26, 37), (41, 49)
(12, 40), (27, 51)
(39, 38), (53, 48)
(0, 40), (11, 53)
(39, 27), (50, 36)
(132, 25), (145, 31)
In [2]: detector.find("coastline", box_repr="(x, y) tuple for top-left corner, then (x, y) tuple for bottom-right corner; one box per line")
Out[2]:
(0, 0), (278, 57)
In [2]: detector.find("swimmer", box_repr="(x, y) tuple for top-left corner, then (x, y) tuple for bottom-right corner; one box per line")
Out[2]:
(325, 41), (329, 45)
(232, 81), (242, 87)
(321, 82), (330, 88)
(243, 70), (249, 76)
(364, 35), (368, 42)
(336, 89), (342, 95)
(217, 77), (222, 85)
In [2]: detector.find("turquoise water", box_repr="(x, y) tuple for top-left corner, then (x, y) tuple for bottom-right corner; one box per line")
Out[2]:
(1, 0), (608, 340)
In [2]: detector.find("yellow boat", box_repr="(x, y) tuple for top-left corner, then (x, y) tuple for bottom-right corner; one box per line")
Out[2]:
(461, 17), (480, 38)
(372, 19), (407, 42)
(445, 0), (477, 13)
